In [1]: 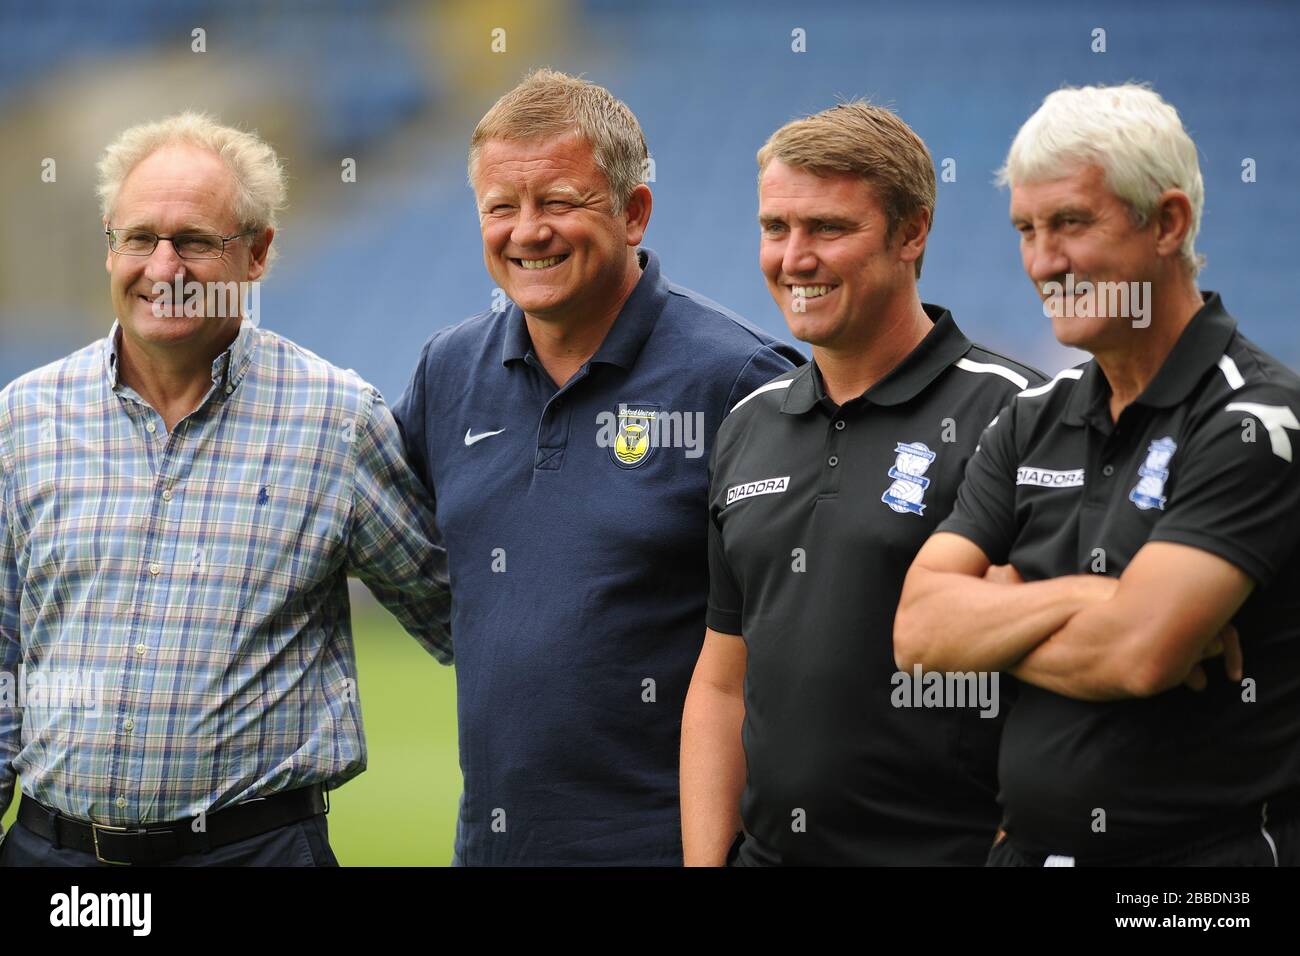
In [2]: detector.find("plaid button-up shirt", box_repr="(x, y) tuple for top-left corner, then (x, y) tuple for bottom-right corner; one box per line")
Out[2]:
(0, 320), (451, 830)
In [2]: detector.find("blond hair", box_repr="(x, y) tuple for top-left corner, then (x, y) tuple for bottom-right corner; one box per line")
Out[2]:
(998, 83), (1204, 276)
(758, 101), (937, 278)
(468, 68), (647, 213)
(97, 111), (287, 269)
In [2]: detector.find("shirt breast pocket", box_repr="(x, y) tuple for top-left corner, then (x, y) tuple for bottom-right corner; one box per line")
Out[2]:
(186, 473), (347, 620)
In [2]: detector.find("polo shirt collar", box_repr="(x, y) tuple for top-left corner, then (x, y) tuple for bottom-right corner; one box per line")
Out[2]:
(1060, 361), (1109, 428)
(103, 317), (257, 392)
(500, 247), (669, 370)
(1063, 290), (1236, 425)
(781, 303), (973, 414)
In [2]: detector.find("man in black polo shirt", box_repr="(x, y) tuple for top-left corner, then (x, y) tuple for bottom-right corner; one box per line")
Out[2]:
(680, 102), (1044, 866)
(895, 84), (1300, 866)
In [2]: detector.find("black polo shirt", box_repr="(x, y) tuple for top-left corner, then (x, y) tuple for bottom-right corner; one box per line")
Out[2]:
(938, 292), (1300, 861)
(707, 305), (1045, 865)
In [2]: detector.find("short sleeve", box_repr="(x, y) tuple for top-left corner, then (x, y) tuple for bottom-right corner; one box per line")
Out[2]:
(934, 404), (1019, 564)
(705, 446), (744, 636)
(724, 344), (803, 413)
(1148, 391), (1300, 586)
(391, 337), (433, 491)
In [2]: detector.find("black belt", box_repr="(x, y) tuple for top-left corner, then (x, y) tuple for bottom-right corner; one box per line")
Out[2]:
(17, 785), (328, 865)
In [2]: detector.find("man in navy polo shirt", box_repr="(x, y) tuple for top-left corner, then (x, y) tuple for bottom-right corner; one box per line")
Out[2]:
(392, 69), (800, 865)
(896, 84), (1300, 865)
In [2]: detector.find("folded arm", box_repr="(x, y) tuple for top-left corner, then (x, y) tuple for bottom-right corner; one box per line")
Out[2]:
(1010, 541), (1249, 700)
(896, 534), (1249, 702)
(894, 532), (1118, 673)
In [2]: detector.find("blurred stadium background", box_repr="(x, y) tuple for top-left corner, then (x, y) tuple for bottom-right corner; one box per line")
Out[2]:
(1, 0), (1297, 864)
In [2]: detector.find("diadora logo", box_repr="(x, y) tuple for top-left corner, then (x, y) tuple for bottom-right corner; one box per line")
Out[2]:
(881, 442), (936, 515)
(726, 476), (790, 506)
(1016, 466), (1085, 488)
(1129, 436), (1177, 511)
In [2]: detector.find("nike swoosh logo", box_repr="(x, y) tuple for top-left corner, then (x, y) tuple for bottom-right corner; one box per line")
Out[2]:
(464, 428), (505, 446)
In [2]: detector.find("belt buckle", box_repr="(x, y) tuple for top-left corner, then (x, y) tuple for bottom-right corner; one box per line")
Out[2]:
(92, 823), (133, 865)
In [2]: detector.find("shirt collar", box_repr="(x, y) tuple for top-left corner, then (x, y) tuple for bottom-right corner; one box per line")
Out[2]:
(1063, 291), (1236, 426)
(781, 303), (973, 414)
(500, 247), (668, 369)
(103, 321), (121, 387)
(102, 318), (258, 393)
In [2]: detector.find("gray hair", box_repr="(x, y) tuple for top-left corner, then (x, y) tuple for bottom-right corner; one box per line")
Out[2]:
(998, 83), (1205, 276)
(97, 111), (288, 269)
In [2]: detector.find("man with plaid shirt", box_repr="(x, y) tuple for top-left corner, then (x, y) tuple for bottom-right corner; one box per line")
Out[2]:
(0, 113), (450, 867)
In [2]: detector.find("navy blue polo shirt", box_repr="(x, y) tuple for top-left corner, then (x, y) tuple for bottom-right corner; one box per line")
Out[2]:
(392, 248), (802, 865)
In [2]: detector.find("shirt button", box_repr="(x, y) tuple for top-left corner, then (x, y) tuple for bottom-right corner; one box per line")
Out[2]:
(148, 562), (162, 576)
(828, 455), (839, 467)
(224, 384), (234, 395)
(1102, 464), (1115, 477)
(115, 797), (127, 809)
(135, 643), (147, 656)
(145, 422), (156, 434)
(123, 718), (134, 731)
(162, 489), (173, 502)
(834, 420), (846, 431)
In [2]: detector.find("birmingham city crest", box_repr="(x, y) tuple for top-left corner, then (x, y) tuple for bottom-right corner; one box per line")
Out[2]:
(1129, 436), (1177, 511)
(881, 441), (936, 515)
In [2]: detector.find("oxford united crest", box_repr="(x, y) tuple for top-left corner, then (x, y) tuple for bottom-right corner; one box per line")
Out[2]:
(1129, 436), (1177, 511)
(881, 441), (936, 515)
(611, 403), (659, 469)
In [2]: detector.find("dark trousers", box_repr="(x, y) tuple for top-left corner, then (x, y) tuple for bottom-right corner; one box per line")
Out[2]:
(988, 810), (1299, 866)
(0, 813), (339, 867)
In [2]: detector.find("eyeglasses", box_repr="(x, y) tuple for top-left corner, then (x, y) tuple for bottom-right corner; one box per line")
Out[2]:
(105, 228), (255, 260)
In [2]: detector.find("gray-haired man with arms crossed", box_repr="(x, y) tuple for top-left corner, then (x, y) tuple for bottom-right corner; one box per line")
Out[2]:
(896, 84), (1300, 866)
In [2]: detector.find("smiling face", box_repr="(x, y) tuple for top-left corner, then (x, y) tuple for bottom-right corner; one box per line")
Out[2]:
(1010, 164), (1161, 352)
(758, 160), (922, 351)
(473, 133), (648, 324)
(105, 143), (269, 356)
